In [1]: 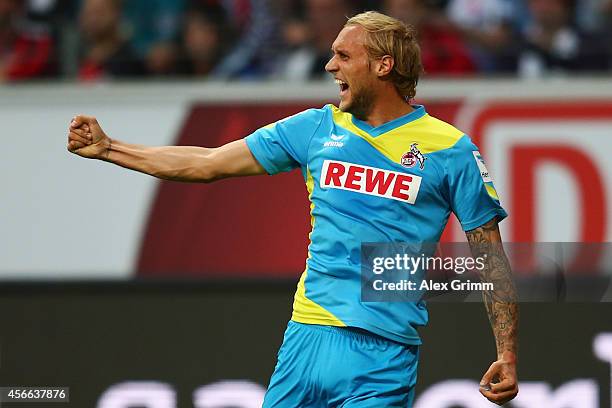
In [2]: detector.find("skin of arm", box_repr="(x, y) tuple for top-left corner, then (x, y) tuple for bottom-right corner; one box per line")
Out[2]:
(465, 216), (519, 405)
(66, 115), (266, 182)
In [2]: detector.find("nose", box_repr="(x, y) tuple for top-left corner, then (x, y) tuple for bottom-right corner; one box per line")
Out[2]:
(325, 55), (338, 73)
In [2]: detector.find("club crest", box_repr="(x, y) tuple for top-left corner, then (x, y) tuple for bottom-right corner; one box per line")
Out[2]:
(401, 143), (427, 170)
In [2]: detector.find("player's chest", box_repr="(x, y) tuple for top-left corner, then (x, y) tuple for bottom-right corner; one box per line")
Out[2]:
(307, 129), (444, 205)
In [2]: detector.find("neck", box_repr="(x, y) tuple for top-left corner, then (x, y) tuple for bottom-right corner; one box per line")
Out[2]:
(363, 91), (414, 127)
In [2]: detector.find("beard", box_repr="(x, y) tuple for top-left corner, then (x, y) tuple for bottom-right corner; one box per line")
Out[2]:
(340, 84), (375, 121)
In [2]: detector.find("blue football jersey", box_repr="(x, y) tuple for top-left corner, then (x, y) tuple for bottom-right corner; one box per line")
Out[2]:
(245, 104), (507, 344)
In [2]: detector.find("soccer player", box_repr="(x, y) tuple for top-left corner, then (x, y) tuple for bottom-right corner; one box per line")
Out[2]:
(67, 11), (518, 407)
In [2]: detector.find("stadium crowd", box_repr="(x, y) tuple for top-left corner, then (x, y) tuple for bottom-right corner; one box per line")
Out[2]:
(1, 0), (611, 82)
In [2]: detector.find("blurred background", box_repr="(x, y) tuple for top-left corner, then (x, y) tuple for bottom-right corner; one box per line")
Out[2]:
(1, 0), (612, 81)
(0, 0), (611, 407)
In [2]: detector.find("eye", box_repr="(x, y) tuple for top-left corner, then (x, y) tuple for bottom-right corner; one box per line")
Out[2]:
(339, 53), (349, 61)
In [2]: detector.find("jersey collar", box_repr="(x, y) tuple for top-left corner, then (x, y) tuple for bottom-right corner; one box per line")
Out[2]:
(350, 105), (427, 137)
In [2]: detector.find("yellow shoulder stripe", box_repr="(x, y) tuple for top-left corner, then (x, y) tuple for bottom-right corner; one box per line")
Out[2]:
(330, 105), (465, 164)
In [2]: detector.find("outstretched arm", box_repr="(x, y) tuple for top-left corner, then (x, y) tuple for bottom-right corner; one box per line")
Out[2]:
(67, 115), (266, 182)
(465, 217), (519, 405)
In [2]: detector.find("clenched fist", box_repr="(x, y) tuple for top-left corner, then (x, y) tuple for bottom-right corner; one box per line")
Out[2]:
(479, 353), (518, 405)
(67, 115), (111, 160)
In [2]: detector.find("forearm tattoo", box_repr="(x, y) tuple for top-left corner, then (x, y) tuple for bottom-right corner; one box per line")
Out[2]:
(466, 217), (518, 357)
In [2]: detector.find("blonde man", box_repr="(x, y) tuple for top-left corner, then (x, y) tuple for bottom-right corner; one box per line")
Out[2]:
(68, 11), (518, 407)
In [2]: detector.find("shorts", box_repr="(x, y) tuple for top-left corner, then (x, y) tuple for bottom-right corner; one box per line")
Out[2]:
(262, 321), (419, 407)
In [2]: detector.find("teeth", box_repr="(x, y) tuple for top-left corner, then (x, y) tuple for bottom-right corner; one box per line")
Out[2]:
(335, 79), (347, 86)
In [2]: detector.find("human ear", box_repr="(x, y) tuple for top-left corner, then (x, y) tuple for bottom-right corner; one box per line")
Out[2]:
(377, 55), (394, 77)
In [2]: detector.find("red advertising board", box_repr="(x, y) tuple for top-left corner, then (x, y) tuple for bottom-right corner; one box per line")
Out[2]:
(137, 100), (611, 277)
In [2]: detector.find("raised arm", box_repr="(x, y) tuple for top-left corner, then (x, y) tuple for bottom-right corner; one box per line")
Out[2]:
(66, 115), (266, 182)
(465, 216), (519, 405)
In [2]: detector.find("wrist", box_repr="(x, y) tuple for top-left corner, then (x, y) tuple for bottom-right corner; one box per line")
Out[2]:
(102, 137), (113, 162)
(498, 350), (517, 363)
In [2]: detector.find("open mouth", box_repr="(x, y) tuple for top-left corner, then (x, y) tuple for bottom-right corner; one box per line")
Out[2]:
(335, 79), (349, 96)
